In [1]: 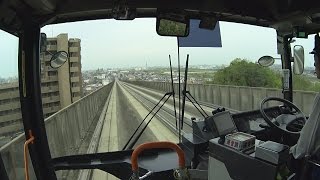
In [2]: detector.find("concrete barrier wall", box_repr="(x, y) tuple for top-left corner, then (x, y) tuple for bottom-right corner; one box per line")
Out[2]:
(0, 82), (114, 180)
(127, 81), (318, 115)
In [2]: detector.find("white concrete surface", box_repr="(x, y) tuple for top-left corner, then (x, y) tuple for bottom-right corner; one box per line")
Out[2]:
(92, 84), (119, 180)
(118, 82), (178, 142)
(124, 82), (213, 120)
(91, 81), (178, 180)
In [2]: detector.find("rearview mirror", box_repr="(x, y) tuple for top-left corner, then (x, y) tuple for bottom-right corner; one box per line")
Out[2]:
(50, 51), (68, 68)
(293, 45), (304, 75)
(156, 18), (189, 37)
(258, 56), (275, 67)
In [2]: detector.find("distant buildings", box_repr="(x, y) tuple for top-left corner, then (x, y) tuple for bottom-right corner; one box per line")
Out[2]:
(0, 33), (83, 138)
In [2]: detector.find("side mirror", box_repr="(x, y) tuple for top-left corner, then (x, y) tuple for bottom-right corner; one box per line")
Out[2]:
(50, 51), (68, 68)
(40, 33), (47, 52)
(258, 56), (275, 67)
(156, 17), (189, 37)
(293, 45), (304, 75)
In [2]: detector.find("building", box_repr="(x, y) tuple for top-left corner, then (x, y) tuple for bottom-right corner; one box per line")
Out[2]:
(0, 83), (21, 138)
(0, 33), (83, 138)
(42, 33), (83, 109)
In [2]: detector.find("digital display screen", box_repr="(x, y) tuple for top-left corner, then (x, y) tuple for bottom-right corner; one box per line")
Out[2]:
(213, 111), (237, 136)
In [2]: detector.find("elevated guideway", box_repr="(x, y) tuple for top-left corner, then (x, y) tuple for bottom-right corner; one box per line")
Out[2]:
(1, 80), (317, 180)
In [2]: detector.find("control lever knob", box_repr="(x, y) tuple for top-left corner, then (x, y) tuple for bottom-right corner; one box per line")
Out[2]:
(259, 124), (270, 129)
(212, 108), (220, 115)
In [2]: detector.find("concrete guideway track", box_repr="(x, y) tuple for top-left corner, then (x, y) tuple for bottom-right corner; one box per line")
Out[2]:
(91, 81), (177, 180)
(88, 80), (235, 180)
(123, 82), (239, 115)
(120, 81), (236, 134)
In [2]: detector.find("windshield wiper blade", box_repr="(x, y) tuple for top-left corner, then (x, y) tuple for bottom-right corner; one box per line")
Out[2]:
(183, 90), (208, 118)
(122, 92), (172, 150)
(126, 93), (172, 150)
(169, 55), (178, 130)
(181, 54), (189, 130)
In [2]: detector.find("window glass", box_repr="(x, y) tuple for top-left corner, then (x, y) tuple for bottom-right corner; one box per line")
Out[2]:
(38, 19), (318, 179)
(0, 30), (36, 179)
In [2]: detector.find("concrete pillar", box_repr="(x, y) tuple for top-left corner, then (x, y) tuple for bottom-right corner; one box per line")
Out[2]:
(57, 34), (72, 108)
(166, 82), (170, 92)
(252, 88), (267, 109)
(266, 89), (282, 107)
(205, 85), (213, 103)
(219, 86), (230, 108)
(229, 86), (240, 110)
(239, 87), (253, 111)
(189, 84), (195, 97)
(301, 92), (317, 115)
(212, 85), (220, 105)
(200, 85), (206, 102)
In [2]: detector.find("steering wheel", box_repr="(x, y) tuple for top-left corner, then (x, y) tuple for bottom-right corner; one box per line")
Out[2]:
(260, 97), (306, 135)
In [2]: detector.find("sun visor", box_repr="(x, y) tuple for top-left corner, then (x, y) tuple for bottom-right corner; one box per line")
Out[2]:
(178, 20), (222, 47)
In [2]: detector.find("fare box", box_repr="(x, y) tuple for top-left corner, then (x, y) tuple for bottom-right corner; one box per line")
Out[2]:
(224, 132), (256, 151)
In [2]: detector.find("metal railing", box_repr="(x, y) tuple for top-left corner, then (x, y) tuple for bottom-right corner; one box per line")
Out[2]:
(0, 82), (114, 180)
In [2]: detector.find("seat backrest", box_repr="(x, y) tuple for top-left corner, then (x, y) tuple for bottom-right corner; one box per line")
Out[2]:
(291, 93), (320, 159)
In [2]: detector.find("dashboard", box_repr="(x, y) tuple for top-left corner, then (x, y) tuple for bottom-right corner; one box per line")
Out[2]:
(231, 106), (281, 133)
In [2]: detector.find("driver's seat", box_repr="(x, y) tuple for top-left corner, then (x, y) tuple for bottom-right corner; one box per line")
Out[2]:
(291, 93), (320, 158)
(290, 93), (320, 179)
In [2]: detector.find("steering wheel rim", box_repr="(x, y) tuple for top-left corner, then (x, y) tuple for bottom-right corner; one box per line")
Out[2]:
(260, 97), (306, 135)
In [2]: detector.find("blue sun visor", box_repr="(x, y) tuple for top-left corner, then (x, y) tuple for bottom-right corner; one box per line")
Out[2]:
(178, 20), (222, 47)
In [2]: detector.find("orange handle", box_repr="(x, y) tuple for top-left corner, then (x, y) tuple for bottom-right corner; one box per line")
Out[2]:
(24, 130), (35, 180)
(131, 141), (185, 172)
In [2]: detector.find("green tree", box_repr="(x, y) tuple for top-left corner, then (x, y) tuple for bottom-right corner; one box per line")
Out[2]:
(293, 75), (320, 92)
(292, 75), (312, 90)
(158, 19), (186, 36)
(211, 58), (281, 88)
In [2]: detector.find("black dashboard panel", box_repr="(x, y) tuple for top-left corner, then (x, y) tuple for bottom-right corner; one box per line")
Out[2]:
(231, 106), (281, 133)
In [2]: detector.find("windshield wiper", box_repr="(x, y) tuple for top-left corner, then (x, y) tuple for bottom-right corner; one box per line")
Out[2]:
(123, 92), (173, 150)
(169, 55), (178, 131)
(180, 54), (189, 130)
(183, 90), (209, 118)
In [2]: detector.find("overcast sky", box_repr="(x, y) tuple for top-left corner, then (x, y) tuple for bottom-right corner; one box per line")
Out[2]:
(0, 18), (315, 78)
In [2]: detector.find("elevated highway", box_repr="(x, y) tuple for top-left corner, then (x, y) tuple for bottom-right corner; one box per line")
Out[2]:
(0, 80), (317, 180)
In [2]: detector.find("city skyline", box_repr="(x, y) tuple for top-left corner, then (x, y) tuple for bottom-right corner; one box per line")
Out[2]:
(1, 18), (316, 78)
